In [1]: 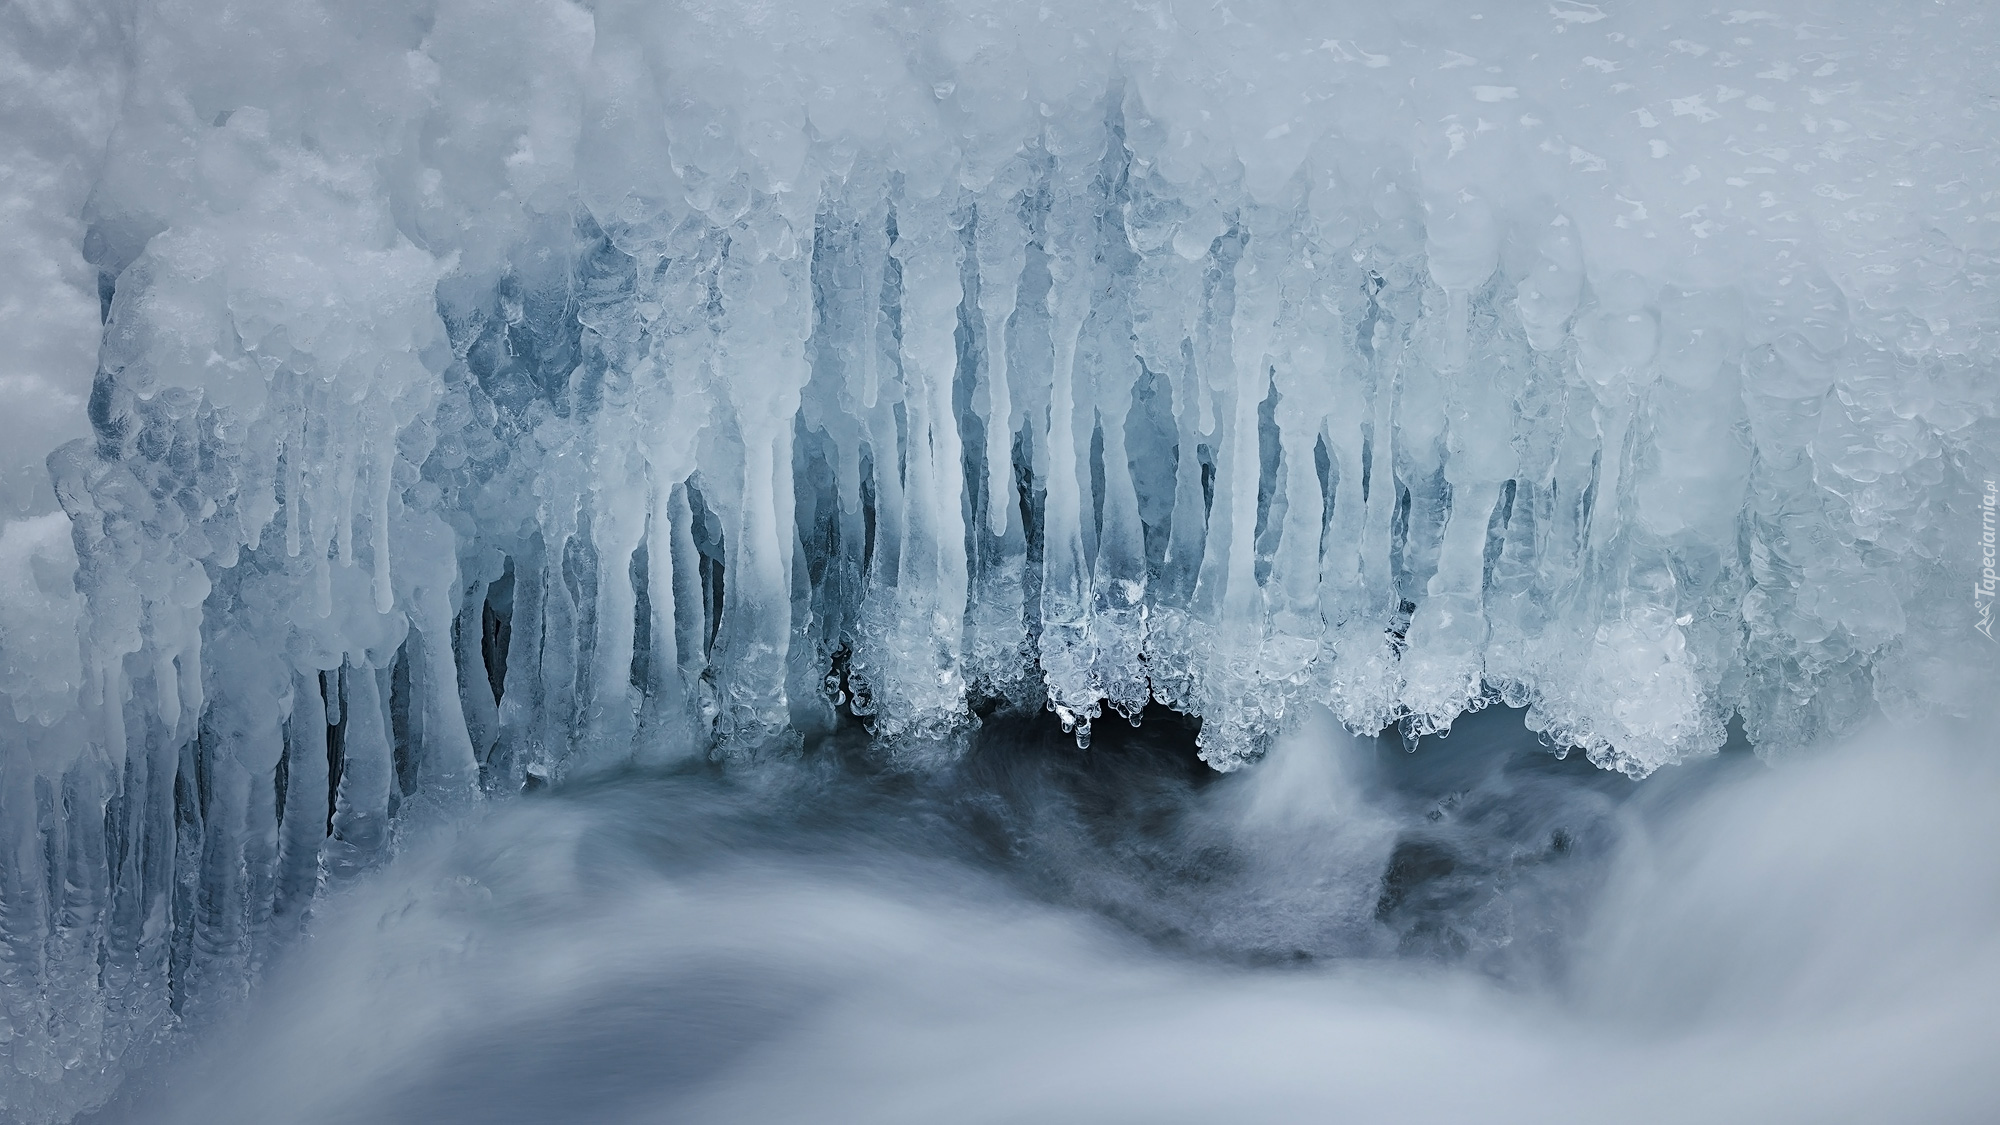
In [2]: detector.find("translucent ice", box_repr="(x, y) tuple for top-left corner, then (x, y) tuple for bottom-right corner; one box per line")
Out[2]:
(2, 0), (1998, 1118)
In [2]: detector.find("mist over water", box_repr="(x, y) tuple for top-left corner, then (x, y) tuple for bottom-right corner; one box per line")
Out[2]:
(91, 709), (2000, 1124)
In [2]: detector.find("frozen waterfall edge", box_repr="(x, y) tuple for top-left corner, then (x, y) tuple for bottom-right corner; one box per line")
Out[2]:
(2, 0), (1998, 1120)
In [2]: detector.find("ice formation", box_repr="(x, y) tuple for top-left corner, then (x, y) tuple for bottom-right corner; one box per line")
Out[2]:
(1, 0), (1997, 1117)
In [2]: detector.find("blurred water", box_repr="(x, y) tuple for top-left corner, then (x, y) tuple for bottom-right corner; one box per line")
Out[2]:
(90, 708), (2000, 1124)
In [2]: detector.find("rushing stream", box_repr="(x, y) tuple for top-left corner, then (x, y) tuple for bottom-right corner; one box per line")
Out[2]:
(84, 708), (2000, 1124)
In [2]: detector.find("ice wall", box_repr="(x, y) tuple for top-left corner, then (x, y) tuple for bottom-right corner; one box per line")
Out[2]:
(2, 0), (1998, 1118)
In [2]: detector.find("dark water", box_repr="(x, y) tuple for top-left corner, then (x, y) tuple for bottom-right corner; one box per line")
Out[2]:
(94, 707), (2000, 1123)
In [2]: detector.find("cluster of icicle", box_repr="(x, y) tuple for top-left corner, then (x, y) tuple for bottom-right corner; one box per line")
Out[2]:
(4, 0), (1998, 1119)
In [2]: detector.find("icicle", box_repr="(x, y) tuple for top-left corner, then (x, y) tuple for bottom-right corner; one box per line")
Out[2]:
(974, 190), (1029, 537)
(410, 582), (481, 799)
(1082, 227), (1150, 724)
(369, 441), (395, 616)
(272, 672), (329, 937)
(667, 484), (709, 699)
(1037, 165), (1103, 743)
(585, 446), (649, 761)
(325, 664), (392, 881)
(636, 467), (692, 759)
(848, 184), (972, 746)
(712, 239), (812, 747)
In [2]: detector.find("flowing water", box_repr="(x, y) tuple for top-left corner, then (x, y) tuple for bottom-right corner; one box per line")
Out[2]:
(86, 708), (2000, 1124)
